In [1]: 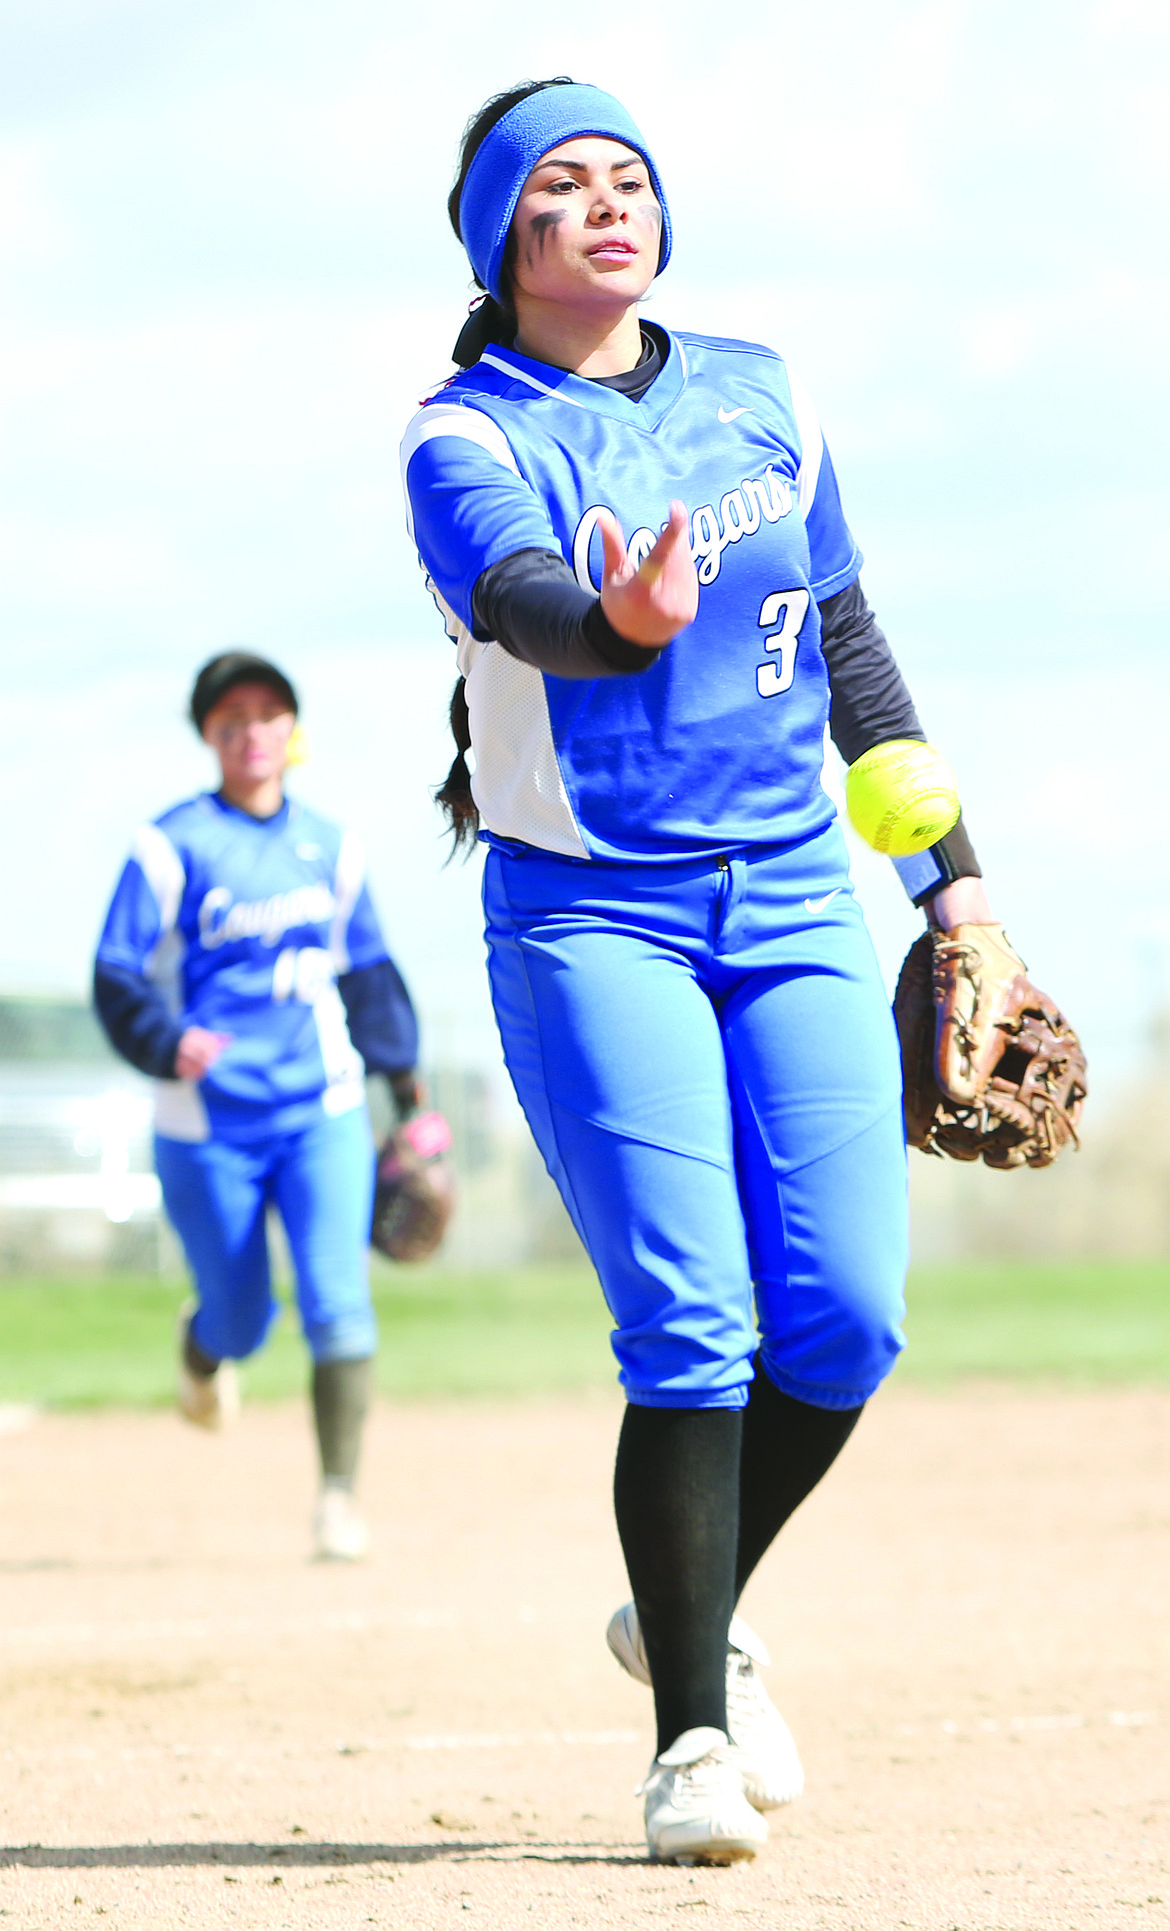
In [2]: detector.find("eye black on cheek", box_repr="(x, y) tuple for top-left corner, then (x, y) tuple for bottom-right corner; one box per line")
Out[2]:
(525, 208), (566, 267)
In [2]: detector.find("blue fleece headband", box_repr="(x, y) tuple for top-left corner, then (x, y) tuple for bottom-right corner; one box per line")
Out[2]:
(458, 84), (672, 304)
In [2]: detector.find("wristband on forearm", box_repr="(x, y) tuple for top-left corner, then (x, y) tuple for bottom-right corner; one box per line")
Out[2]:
(891, 817), (982, 907)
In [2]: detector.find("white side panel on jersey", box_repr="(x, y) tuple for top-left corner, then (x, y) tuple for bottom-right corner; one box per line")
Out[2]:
(132, 822), (186, 935)
(786, 368), (824, 519)
(428, 577), (473, 664)
(401, 404), (589, 861)
(399, 403), (521, 541)
(145, 925), (187, 1018)
(321, 1078), (365, 1119)
(152, 1077), (211, 1143)
(465, 642), (590, 860)
(313, 983), (366, 1116)
(329, 829), (365, 975)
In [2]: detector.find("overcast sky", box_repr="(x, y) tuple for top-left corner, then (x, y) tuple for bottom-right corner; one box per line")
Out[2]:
(0, 0), (1166, 1098)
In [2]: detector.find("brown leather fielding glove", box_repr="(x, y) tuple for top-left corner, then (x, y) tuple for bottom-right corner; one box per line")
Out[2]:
(370, 1112), (455, 1261)
(894, 923), (1087, 1169)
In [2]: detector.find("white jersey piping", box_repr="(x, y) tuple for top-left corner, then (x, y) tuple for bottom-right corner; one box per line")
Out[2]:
(786, 368), (824, 519)
(132, 823), (185, 936)
(399, 404), (521, 542)
(479, 351), (588, 406)
(329, 829), (366, 975)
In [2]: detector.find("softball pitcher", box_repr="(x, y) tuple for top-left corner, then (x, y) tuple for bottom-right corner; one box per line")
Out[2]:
(94, 652), (419, 1561)
(402, 79), (996, 1863)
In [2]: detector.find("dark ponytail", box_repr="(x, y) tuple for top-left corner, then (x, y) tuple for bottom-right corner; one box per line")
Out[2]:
(451, 296), (513, 369)
(434, 675), (479, 856)
(447, 77), (576, 367)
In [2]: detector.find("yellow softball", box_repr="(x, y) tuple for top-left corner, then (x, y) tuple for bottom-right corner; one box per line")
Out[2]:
(844, 739), (961, 857)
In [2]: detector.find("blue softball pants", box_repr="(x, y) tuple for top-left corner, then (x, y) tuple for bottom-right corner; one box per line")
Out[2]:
(483, 823), (908, 1411)
(154, 1103), (377, 1365)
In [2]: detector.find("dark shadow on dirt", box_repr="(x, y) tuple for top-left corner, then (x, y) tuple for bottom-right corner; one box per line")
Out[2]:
(1, 1840), (648, 1869)
(0, 1557), (171, 1574)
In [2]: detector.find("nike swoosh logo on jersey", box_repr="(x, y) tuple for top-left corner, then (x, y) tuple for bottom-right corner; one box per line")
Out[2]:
(804, 888), (844, 914)
(717, 405), (751, 423)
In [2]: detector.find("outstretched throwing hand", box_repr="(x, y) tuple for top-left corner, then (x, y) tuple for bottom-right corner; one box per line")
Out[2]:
(598, 500), (698, 648)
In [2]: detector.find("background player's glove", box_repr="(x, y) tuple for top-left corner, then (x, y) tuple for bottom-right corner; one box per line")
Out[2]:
(370, 1111), (455, 1262)
(894, 923), (1087, 1169)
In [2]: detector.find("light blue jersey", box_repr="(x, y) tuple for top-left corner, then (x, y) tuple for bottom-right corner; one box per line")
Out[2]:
(401, 329), (861, 862)
(96, 793), (390, 1144)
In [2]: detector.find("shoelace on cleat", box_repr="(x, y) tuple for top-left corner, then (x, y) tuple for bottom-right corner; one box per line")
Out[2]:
(639, 1749), (733, 1801)
(725, 1654), (772, 1739)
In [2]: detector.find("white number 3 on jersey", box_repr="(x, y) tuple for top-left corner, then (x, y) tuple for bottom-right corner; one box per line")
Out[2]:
(756, 588), (809, 698)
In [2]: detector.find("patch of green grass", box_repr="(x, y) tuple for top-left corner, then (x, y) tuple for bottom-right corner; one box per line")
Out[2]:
(0, 1261), (1166, 1411)
(0, 1263), (616, 1410)
(898, 1260), (1170, 1386)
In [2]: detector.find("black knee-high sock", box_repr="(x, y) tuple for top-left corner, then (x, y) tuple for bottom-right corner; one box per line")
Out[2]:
(183, 1326), (219, 1378)
(613, 1405), (742, 1756)
(734, 1362), (864, 1599)
(311, 1357), (372, 1490)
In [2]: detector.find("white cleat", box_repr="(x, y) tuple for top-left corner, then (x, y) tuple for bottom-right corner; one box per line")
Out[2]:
(724, 1640), (805, 1808)
(176, 1302), (239, 1432)
(641, 1726), (768, 1865)
(311, 1485), (370, 1562)
(606, 1601), (804, 1810)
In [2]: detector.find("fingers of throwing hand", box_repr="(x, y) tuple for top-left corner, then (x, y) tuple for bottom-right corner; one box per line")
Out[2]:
(599, 500), (697, 646)
(641, 501), (697, 607)
(596, 509), (634, 588)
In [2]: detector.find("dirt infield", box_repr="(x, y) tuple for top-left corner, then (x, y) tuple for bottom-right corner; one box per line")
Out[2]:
(0, 1385), (1166, 1930)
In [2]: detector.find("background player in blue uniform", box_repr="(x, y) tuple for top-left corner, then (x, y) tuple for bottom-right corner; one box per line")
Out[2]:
(94, 652), (419, 1562)
(402, 80), (997, 1863)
